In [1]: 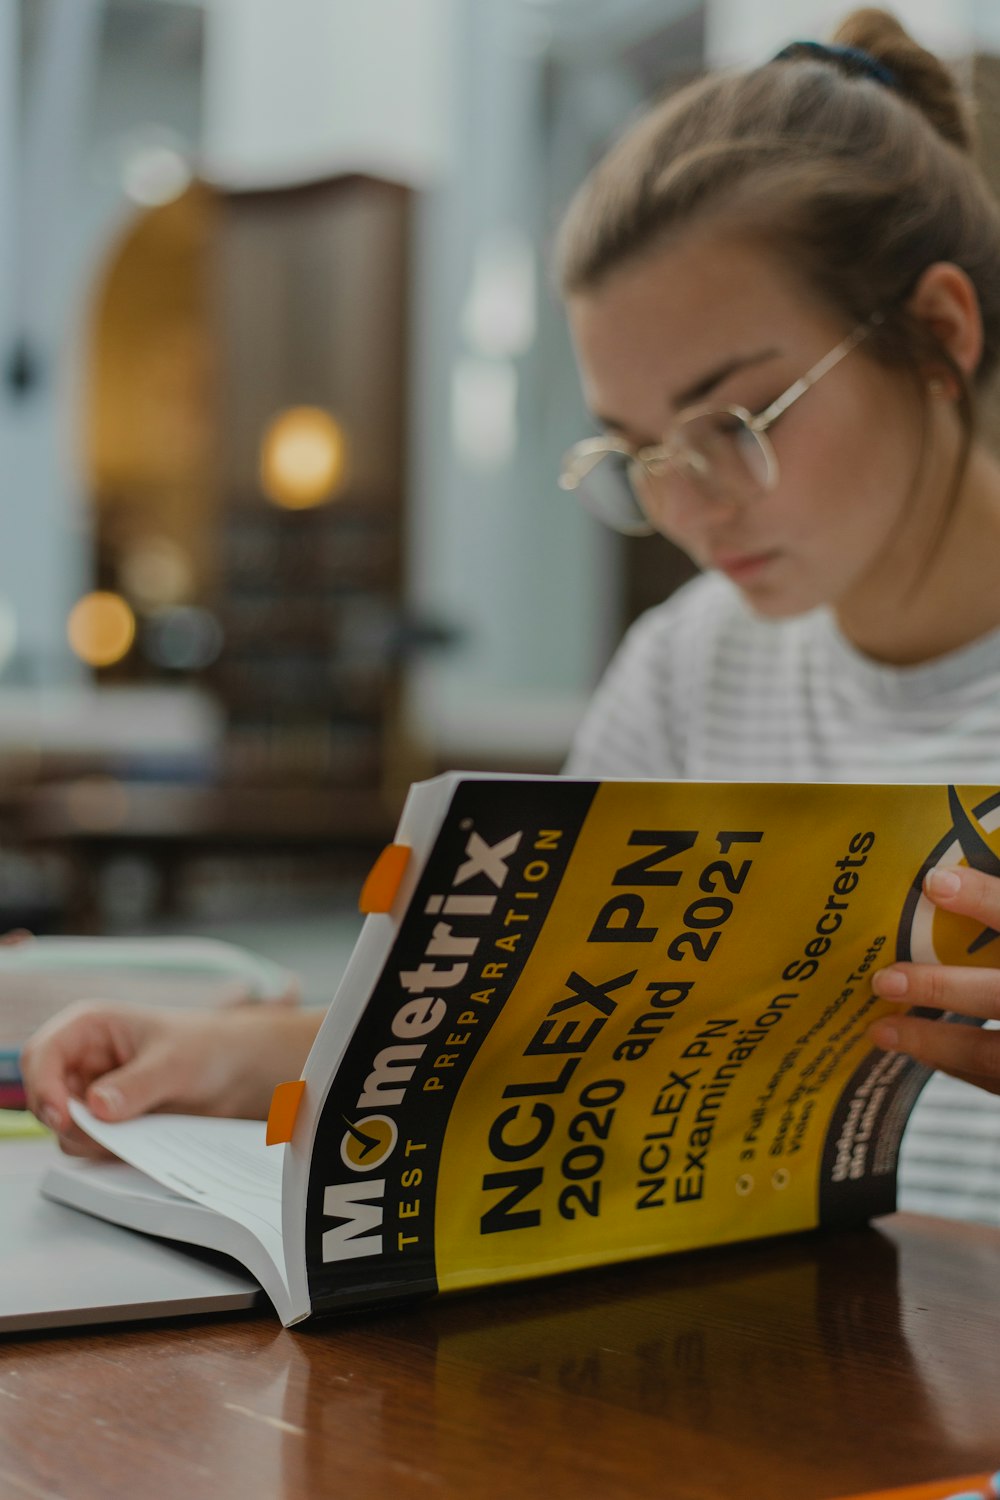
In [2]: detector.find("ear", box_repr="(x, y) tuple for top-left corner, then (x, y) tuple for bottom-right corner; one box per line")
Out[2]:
(905, 261), (983, 380)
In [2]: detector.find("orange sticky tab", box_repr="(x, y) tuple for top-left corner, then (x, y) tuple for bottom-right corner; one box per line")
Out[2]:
(266, 1079), (305, 1145)
(359, 843), (411, 914)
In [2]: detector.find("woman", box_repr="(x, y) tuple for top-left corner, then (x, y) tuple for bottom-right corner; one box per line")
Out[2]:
(22, 12), (1000, 1206)
(556, 10), (1000, 1105)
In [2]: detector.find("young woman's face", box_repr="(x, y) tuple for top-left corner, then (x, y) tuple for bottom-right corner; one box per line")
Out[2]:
(567, 232), (934, 620)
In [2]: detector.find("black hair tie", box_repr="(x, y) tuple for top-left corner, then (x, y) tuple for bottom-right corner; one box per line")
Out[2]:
(773, 40), (898, 90)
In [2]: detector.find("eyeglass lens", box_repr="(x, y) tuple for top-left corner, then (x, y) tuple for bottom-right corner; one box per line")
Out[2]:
(637, 413), (772, 504)
(572, 412), (773, 533)
(574, 449), (652, 535)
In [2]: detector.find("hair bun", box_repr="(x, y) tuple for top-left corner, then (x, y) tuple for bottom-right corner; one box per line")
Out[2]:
(829, 8), (974, 149)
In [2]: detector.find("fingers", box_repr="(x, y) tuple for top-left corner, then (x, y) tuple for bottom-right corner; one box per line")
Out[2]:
(866, 862), (1000, 1093)
(946, 1067), (1000, 1097)
(21, 1002), (152, 1134)
(869, 1009), (1000, 1093)
(864, 862), (1000, 1090)
(21, 1000), (318, 1140)
(0, 929), (33, 946)
(54, 1122), (119, 1160)
(21, 1006), (111, 1133)
(84, 1036), (186, 1123)
(923, 863), (1000, 928)
(872, 962), (1000, 1019)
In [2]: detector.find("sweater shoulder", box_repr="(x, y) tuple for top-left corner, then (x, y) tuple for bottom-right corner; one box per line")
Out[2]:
(565, 573), (746, 778)
(619, 571), (758, 663)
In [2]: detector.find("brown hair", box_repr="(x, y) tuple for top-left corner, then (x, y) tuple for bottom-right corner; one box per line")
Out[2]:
(556, 7), (1000, 429)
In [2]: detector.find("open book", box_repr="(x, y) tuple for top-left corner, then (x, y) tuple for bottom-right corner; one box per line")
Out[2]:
(43, 773), (1000, 1326)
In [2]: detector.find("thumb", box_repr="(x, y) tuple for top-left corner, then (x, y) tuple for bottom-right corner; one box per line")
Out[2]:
(0, 928), (33, 946)
(86, 1046), (179, 1122)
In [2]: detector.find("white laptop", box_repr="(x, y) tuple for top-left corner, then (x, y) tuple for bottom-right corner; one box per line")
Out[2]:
(0, 1140), (260, 1334)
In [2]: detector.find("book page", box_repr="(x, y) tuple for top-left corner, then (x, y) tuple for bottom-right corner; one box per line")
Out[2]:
(68, 1100), (286, 1284)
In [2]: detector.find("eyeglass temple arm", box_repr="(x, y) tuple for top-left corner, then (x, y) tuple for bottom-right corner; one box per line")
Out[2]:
(750, 318), (880, 432)
(558, 437), (633, 489)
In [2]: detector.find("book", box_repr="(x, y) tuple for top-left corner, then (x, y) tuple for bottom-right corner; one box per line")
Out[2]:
(42, 772), (1000, 1327)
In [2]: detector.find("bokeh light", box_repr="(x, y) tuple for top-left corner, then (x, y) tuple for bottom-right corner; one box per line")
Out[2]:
(122, 144), (193, 207)
(259, 406), (348, 509)
(120, 537), (193, 609)
(143, 606), (223, 672)
(67, 591), (136, 667)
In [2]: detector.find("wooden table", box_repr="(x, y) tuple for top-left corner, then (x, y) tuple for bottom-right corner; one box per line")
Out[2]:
(2, 1213), (999, 1500)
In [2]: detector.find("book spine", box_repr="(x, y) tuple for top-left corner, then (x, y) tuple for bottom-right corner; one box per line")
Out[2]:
(0, 1050), (27, 1110)
(303, 776), (598, 1313)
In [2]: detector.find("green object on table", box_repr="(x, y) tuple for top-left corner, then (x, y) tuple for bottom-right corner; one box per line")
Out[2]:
(0, 1110), (49, 1140)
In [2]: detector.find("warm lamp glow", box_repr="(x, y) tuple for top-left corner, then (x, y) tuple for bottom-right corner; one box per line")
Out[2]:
(259, 406), (348, 510)
(67, 591), (136, 667)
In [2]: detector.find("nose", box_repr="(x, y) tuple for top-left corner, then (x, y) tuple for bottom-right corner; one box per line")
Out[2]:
(636, 464), (744, 540)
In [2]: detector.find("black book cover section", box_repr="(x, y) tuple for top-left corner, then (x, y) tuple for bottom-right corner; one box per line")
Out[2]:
(817, 1047), (931, 1227)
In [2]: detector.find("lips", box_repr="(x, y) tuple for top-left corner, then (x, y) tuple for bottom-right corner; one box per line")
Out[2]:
(711, 549), (781, 582)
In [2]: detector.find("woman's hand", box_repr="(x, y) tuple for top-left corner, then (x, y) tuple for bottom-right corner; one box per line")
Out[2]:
(870, 864), (1000, 1094)
(21, 1001), (323, 1157)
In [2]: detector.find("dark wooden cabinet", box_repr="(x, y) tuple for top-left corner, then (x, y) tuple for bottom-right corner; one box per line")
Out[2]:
(209, 176), (412, 803)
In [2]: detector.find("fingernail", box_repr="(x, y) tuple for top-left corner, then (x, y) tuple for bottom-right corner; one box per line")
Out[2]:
(40, 1105), (62, 1132)
(925, 867), (961, 899)
(90, 1084), (124, 1119)
(872, 968), (908, 997)
(870, 1022), (899, 1051)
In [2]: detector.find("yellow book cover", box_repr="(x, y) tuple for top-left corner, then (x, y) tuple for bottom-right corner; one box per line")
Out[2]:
(302, 774), (1000, 1314)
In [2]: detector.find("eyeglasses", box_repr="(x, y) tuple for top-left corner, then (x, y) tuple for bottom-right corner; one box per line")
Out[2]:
(558, 318), (879, 536)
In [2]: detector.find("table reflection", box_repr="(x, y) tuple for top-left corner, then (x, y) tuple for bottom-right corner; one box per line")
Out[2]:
(274, 1220), (1000, 1500)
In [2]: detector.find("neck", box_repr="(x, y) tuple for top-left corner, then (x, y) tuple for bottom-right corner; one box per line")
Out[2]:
(834, 438), (1000, 666)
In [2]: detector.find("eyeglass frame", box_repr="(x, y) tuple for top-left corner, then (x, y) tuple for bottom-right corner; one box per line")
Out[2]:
(558, 314), (882, 536)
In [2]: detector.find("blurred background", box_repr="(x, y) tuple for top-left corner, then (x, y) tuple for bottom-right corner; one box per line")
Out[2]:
(0, 0), (995, 999)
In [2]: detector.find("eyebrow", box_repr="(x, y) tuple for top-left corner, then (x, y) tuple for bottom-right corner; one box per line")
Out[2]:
(592, 347), (782, 441)
(672, 347), (781, 409)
